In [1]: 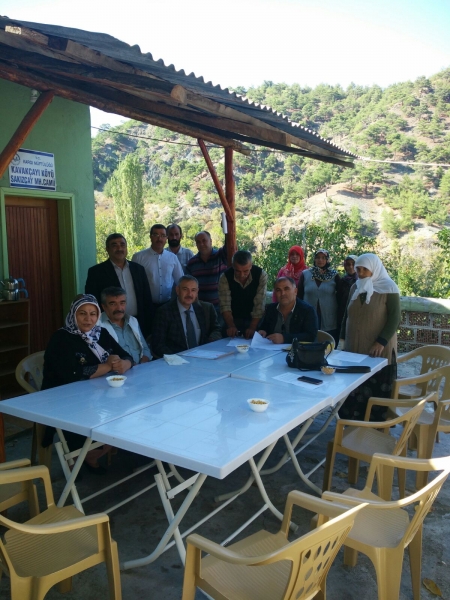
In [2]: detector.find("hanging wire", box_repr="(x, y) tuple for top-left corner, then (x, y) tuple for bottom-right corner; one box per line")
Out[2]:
(91, 126), (450, 167)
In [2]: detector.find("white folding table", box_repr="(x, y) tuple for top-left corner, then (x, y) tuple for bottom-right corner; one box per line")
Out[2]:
(0, 360), (229, 510)
(0, 342), (386, 570)
(227, 350), (388, 496)
(92, 376), (332, 568)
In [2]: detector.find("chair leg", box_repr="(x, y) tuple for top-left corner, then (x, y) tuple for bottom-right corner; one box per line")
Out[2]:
(348, 457), (359, 484)
(106, 540), (122, 600)
(344, 546), (358, 566)
(57, 577), (72, 593)
(415, 425), (434, 490)
(408, 526), (423, 600)
(182, 544), (200, 600)
(36, 424), (52, 472)
(322, 441), (335, 492)
(31, 423), (38, 465)
(27, 483), (40, 518)
(372, 548), (404, 600)
(377, 465), (394, 501)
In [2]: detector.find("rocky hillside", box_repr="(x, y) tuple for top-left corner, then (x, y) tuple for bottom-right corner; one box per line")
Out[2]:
(92, 69), (450, 276)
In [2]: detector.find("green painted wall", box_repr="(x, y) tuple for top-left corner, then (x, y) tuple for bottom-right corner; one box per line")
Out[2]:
(0, 78), (96, 295)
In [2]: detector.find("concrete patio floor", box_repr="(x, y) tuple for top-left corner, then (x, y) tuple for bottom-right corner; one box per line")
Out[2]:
(1, 363), (450, 600)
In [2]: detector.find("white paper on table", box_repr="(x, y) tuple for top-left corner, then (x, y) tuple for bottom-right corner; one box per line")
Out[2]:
(250, 331), (288, 351)
(330, 350), (367, 364)
(272, 372), (324, 390)
(163, 354), (189, 365)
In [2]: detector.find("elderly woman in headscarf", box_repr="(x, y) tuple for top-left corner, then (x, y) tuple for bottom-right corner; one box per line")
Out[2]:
(272, 245), (307, 301)
(338, 253), (401, 420)
(41, 294), (133, 471)
(298, 249), (342, 345)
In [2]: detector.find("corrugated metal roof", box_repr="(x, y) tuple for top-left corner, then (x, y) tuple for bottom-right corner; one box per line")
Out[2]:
(0, 16), (356, 165)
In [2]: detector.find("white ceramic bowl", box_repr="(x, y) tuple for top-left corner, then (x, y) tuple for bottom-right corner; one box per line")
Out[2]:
(321, 366), (336, 375)
(247, 398), (269, 412)
(106, 375), (127, 388)
(236, 344), (250, 353)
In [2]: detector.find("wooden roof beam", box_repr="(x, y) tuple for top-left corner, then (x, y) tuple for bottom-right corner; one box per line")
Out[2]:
(0, 48), (290, 148)
(2, 26), (353, 161)
(0, 90), (54, 178)
(0, 63), (250, 155)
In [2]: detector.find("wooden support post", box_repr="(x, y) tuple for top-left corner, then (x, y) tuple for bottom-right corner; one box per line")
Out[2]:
(225, 147), (236, 265)
(0, 90), (55, 179)
(197, 139), (233, 222)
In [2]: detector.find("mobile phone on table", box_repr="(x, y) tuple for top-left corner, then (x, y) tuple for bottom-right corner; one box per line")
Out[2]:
(297, 375), (323, 385)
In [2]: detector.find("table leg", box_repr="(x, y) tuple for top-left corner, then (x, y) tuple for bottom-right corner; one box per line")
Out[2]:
(214, 441), (277, 503)
(121, 472), (207, 570)
(55, 432), (92, 510)
(248, 456), (298, 532)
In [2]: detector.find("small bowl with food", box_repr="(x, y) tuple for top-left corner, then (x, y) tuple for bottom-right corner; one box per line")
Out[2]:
(321, 366), (336, 376)
(247, 398), (269, 412)
(236, 344), (250, 354)
(106, 375), (127, 388)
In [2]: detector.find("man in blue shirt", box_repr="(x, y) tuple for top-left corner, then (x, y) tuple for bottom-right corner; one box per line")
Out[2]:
(100, 286), (152, 364)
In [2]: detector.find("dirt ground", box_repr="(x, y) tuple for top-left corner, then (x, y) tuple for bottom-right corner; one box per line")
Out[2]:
(1, 358), (449, 600)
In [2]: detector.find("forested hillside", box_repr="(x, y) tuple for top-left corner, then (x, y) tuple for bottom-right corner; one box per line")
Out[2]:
(92, 68), (450, 297)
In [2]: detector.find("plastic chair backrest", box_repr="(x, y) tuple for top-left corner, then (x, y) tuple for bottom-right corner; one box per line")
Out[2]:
(280, 507), (359, 599)
(392, 398), (427, 456)
(317, 330), (335, 350)
(365, 454), (450, 549)
(15, 351), (45, 394)
(399, 346), (450, 395)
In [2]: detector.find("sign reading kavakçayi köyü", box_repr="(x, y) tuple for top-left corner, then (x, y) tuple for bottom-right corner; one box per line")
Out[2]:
(9, 148), (56, 191)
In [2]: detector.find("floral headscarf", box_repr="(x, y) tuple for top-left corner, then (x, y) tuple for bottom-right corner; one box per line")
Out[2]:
(63, 294), (109, 363)
(310, 249), (337, 282)
(351, 254), (399, 304)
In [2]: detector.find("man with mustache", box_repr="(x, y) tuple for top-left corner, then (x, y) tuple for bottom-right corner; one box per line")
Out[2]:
(152, 275), (221, 358)
(85, 233), (153, 337)
(100, 286), (151, 364)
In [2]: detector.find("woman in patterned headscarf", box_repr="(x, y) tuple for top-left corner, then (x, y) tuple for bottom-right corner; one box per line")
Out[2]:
(41, 294), (133, 472)
(298, 249), (342, 345)
(42, 294), (132, 389)
(272, 245), (307, 301)
(338, 253), (401, 420)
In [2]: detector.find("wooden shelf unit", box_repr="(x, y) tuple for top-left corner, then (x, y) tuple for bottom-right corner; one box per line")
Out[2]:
(0, 299), (30, 391)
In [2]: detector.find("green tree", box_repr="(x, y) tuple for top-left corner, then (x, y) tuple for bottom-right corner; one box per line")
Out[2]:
(107, 155), (146, 253)
(95, 214), (116, 263)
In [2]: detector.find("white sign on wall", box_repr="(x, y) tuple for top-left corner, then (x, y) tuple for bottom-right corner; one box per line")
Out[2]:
(9, 148), (56, 191)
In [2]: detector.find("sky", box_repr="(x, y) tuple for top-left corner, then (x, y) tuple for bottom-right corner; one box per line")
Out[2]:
(2, 0), (450, 131)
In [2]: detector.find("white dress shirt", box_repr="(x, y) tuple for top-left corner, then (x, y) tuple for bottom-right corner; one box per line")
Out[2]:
(111, 260), (138, 316)
(132, 248), (184, 304)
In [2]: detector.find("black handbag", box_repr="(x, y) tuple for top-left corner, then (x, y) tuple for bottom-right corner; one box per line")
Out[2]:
(286, 339), (333, 371)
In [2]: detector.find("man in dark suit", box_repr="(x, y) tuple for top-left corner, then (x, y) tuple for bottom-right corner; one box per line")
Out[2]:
(85, 233), (153, 337)
(258, 276), (318, 344)
(152, 275), (221, 358)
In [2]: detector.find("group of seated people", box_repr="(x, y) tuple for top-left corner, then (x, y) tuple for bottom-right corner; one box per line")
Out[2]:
(41, 224), (401, 470)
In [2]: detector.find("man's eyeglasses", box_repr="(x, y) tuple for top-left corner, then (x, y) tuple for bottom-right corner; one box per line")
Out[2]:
(151, 233), (167, 239)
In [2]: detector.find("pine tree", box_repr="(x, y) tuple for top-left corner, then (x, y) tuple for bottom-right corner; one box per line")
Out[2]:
(108, 155), (145, 253)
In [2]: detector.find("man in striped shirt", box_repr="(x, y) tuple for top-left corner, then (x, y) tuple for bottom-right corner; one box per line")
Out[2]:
(186, 231), (227, 314)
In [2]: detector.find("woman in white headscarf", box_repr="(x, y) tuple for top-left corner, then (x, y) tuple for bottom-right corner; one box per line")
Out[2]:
(41, 294), (133, 472)
(338, 254), (401, 420)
